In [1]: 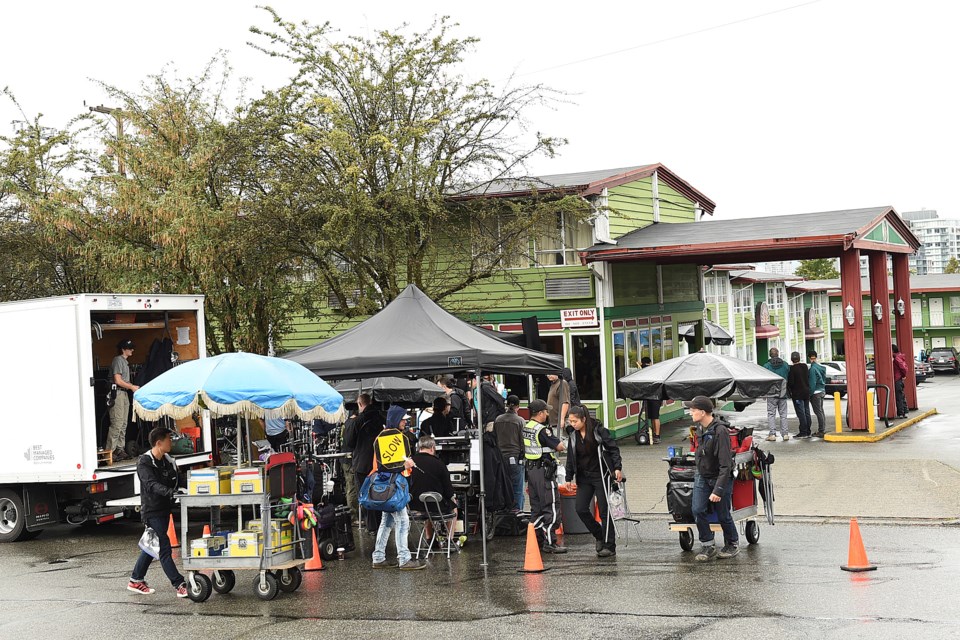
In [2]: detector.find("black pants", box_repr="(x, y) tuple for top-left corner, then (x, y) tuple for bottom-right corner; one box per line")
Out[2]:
(575, 471), (615, 549)
(526, 464), (560, 546)
(895, 379), (908, 416)
(356, 471), (382, 531)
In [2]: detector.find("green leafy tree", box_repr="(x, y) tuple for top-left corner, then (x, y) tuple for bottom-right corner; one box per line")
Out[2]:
(796, 258), (840, 280)
(79, 61), (300, 354)
(0, 90), (103, 301)
(247, 11), (590, 317)
(944, 257), (960, 274)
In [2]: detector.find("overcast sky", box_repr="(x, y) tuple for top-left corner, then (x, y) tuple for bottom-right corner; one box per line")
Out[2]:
(3, 0), (958, 220)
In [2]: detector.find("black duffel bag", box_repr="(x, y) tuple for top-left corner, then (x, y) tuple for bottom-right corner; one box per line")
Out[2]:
(668, 466), (695, 482)
(666, 481), (694, 523)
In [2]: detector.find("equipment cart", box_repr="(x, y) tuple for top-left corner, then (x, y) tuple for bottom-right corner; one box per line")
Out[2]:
(179, 492), (306, 602)
(667, 449), (765, 551)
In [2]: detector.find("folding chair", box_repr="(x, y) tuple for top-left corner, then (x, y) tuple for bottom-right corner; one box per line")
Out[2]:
(414, 492), (460, 559)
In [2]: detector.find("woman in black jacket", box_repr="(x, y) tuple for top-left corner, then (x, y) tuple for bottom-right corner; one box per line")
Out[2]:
(562, 405), (623, 557)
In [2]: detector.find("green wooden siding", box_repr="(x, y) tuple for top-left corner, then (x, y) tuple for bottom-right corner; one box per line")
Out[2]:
(605, 175), (699, 238)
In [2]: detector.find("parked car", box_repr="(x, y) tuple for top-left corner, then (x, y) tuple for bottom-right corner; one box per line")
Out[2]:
(866, 359), (930, 382)
(927, 347), (960, 374)
(822, 360), (876, 398)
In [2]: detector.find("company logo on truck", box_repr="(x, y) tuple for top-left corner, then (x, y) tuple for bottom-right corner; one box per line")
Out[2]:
(24, 445), (55, 464)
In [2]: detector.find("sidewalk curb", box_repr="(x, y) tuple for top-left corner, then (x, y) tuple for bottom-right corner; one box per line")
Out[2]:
(823, 408), (938, 442)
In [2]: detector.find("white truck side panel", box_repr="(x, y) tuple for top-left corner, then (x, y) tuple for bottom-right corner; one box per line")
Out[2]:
(0, 299), (90, 482)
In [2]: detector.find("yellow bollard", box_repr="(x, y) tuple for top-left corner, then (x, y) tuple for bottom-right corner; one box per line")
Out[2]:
(866, 390), (876, 434)
(834, 392), (842, 433)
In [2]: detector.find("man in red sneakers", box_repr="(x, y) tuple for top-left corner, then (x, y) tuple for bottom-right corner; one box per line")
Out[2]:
(128, 426), (189, 597)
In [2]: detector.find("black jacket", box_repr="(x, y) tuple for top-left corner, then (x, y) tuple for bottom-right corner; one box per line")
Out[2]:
(409, 452), (456, 512)
(478, 381), (506, 426)
(564, 422), (622, 481)
(137, 451), (180, 522)
(787, 362), (811, 400)
(694, 416), (734, 495)
(349, 406), (385, 476)
(447, 387), (471, 429)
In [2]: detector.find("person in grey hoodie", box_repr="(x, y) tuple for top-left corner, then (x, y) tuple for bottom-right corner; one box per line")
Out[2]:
(762, 348), (791, 441)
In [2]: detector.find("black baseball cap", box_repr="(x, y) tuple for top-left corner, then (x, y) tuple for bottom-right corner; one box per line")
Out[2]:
(117, 339), (135, 350)
(506, 394), (520, 407)
(528, 399), (552, 415)
(682, 396), (714, 412)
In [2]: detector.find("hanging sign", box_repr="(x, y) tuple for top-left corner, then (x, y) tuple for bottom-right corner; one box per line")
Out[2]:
(561, 308), (599, 328)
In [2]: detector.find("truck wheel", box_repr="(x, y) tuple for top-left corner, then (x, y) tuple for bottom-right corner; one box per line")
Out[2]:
(0, 489), (28, 543)
(679, 530), (694, 551)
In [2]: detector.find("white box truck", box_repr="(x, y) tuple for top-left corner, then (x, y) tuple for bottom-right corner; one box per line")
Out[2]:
(0, 293), (213, 542)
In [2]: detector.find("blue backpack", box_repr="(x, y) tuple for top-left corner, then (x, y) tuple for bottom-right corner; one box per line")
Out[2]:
(359, 470), (411, 513)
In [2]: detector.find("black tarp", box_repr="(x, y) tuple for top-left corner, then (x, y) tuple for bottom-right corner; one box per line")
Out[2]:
(285, 284), (563, 378)
(678, 320), (735, 346)
(617, 352), (786, 400)
(332, 377), (445, 405)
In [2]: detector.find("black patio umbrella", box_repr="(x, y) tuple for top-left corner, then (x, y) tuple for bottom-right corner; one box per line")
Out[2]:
(333, 377), (445, 405)
(617, 352), (786, 401)
(679, 320), (735, 346)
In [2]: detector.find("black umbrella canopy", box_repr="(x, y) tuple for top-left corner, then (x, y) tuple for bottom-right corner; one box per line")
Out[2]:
(333, 377), (445, 405)
(285, 284), (563, 378)
(618, 352), (786, 400)
(679, 320), (735, 346)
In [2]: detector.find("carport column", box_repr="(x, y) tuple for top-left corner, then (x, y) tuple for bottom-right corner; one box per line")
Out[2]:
(868, 252), (895, 419)
(892, 253), (918, 409)
(840, 249), (869, 430)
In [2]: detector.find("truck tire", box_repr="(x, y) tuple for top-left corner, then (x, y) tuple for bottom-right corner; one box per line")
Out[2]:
(0, 489), (28, 543)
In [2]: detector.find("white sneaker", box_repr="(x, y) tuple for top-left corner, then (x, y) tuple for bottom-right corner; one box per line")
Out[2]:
(782, 434), (791, 442)
(776, 435), (785, 442)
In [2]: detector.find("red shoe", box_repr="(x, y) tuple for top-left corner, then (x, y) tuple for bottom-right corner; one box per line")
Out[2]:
(176, 583), (189, 598)
(127, 580), (155, 594)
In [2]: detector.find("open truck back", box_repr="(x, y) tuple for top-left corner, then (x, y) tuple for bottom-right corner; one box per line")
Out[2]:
(0, 294), (213, 542)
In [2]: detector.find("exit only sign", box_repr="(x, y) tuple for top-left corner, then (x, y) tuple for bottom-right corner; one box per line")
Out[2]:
(561, 308), (598, 328)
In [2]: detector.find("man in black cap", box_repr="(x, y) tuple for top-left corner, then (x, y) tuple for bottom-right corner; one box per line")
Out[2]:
(493, 395), (526, 511)
(684, 395), (739, 561)
(522, 399), (567, 553)
(107, 339), (140, 461)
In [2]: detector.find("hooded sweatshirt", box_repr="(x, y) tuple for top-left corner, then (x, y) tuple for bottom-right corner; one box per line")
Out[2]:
(763, 356), (791, 399)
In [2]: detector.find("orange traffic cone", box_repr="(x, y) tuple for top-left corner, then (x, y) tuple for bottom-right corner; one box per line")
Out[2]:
(167, 514), (179, 548)
(594, 500), (601, 524)
(517, 523), (548, 573)
(841, 518), (877, 572)
(555, 522), (564, 537)
(202, 524), (211, 537)
(304, 528), (325, 571)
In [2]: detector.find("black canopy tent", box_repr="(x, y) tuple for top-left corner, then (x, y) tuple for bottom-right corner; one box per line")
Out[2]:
(285, 284), (564, 566)
(332, 377), (445, 405)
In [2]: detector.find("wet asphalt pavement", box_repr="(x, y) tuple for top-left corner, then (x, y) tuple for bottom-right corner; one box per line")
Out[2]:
(2, 377), (960, 638)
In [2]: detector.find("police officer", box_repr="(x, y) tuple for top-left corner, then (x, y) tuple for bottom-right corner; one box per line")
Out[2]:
(523, 399), (567, 553)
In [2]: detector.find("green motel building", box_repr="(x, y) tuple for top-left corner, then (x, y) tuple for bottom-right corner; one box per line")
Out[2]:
(827, 273), (960, 359)
(283, 164), (717, 437)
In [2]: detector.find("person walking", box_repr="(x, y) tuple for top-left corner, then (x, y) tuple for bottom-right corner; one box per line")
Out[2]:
(128, 426), (188, 597)
(807, 351), (828, 437)
(523, 399), (567, 553)
(685, 396), (739, 562)
(893, 344), (909, 419)
(639, 357), (663, 443)
(787, 351), (812, 438)
(762, 348), (791, 442)
(492, 395), (526, 512)
(563, 405), (623, 557)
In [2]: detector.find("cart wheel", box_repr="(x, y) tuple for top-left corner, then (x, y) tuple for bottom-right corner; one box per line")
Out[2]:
(277, 566), (303, 593)
(187, 573), (212, 603)
(679, 530), (694, 551)
(745, 520), (760, 544)
(319, 539), (337, 560)
(212, 570), (236, 594)
(253, 573), (279, 601)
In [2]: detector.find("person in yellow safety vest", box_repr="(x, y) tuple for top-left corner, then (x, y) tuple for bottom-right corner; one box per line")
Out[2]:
(522, 399), (567, 554)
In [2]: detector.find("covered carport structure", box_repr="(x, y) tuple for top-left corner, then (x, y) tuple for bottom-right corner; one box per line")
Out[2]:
(582, 206), (921, 431)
